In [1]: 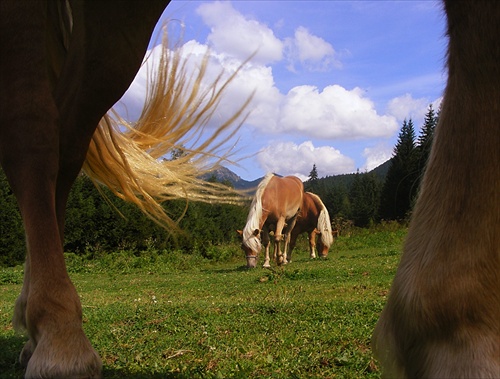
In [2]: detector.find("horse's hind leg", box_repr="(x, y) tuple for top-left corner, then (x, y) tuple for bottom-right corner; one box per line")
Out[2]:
(0, 2), (101, 377)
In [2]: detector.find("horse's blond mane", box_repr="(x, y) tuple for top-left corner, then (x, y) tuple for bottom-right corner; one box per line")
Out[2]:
(242, 173), (275, 252)
(306, 192), (333, 248)
(82, 30), (253, 231)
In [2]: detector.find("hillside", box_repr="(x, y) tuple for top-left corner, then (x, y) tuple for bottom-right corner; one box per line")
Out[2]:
(203, 160), (391, 190)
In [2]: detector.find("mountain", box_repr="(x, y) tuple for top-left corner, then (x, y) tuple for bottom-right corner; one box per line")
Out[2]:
(370, 159), (391, 180)
(201, 166), (262, 190)
(202, 160), (391, 191)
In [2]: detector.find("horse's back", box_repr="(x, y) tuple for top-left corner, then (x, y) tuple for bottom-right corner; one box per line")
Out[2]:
(262, 175), (303, 219)
(295, 192), (320, 231)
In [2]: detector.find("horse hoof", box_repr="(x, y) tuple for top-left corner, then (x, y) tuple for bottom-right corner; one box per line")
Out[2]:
(24, 329), (102, 379)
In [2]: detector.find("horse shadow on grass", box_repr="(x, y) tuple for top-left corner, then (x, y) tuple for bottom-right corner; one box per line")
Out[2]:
(0, 335), (25, 379)
(103, 369), (197, 379)
(0, 335), (198, 379)
(202, 264), (250, 274)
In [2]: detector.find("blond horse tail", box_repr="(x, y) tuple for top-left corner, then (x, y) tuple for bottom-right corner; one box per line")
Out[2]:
(307, 192), (334, 248)
(82, 30), (253, 231)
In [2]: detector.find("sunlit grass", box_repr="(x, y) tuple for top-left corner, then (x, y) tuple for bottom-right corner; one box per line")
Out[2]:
(0, 225), (405, 378)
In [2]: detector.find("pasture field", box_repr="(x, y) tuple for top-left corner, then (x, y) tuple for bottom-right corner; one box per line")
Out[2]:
(0, 225), (405, 378)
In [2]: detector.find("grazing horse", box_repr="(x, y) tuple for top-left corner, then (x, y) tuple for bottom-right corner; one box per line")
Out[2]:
(0, 1), (251, 377)
(241, 173), (303, 268)
(287, 192), (334, 262)
(372, 1), (500, 378)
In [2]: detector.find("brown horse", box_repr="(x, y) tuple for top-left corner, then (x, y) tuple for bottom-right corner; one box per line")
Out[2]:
(287, 192), (334, 262)
(372, 1), (500, 378)
(0, 1), (251, 377)
(241, 173), (303, 268)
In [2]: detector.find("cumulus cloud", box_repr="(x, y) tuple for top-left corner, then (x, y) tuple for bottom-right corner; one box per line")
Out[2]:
(387, 93), (444, 132)
(285, 26), (340, 72)
(196, 1), (283, 65)
(257, 141), (355, 180)
(362, 142), (393, 171)
(118, 1), (443, 180)
(387, 93), (431, 123)
(275, 85), (398, 139)
(118, 40), (259, 126)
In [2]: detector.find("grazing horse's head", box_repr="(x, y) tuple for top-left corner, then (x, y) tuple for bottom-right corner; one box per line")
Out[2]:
(238, 228), (261, 268)
(314, 230), (329, 258)
(316, 229), (338, 258)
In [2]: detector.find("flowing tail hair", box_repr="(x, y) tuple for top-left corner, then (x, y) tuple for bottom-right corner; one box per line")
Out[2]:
(307, 192), (334, 248)
(82, 29), (253, 232)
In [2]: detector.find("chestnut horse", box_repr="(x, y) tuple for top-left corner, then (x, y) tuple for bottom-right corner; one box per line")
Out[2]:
(372, 1), (499, 378)
(241, 173), (303, 268)
(287, 192), (334, 262)
(0, 1), (251, 377)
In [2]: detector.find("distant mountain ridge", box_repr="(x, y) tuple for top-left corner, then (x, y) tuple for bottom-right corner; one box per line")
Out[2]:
(202, 160), (391, 190)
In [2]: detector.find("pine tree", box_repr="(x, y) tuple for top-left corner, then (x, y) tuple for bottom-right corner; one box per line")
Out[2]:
(394, 118), (416, 162)
(309, 164), (318, 181)
(305, 164), (319, 192)
(379, 118), (419, 220)
(417, 104), (437, 169)
(349, 172), (381, 226)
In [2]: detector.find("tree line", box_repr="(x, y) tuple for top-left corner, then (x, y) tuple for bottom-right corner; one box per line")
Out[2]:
(306, 104), (438, 226)
(0, 105), (437, 266)
(0, 169), (249, 266)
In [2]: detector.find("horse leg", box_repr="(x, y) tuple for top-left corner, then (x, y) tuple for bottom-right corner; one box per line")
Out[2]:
(275, 217), (287, 265)
(282, 215), (299, 264)
(287, 228), (299, 264)
(309, 229), (319, 259)
(12, 253), (32, 366)
(1, 1), (167, 377)
(42, 3), (168, 376)
(284, 232), (291, 263)
(0, 113), (101, 378)
(0, 3), (101, 378)
(262, 228), (271, 268)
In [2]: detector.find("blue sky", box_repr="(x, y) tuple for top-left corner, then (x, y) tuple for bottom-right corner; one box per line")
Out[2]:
(119, 1), (447, 181)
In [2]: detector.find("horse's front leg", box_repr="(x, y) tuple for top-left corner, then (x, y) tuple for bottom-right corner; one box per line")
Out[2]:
(275, 218), (287, 265)
(262, 229), (272, 268)
(309, 229), (318, 259)
(3, 160), (101, 379)
(282, 216), (298, 264)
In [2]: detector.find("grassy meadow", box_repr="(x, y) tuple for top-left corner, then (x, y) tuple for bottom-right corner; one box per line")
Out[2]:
(0, 224), (406, 378)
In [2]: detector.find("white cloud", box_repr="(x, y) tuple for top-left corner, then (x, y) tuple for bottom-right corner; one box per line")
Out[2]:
(118, 1), (445, 181)
(387, 93), (444, 131)
(274, 85), (398, 139)
(285, 26), (339, 72)
(362, 142), (393, 171)
(257, 141), (355, 180)
(387, 93), (430, 123)
(196, 1), (283, 65)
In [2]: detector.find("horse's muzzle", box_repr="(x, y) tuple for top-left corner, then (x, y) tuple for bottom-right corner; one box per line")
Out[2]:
(246, 255), (257, 268)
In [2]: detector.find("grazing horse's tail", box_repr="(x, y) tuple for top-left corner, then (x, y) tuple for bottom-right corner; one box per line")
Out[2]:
(308, 192), (334, 248)
(82, 31), (253, 231)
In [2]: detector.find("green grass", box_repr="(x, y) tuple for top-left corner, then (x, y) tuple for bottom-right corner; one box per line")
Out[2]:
(0, 226), (405, 378)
